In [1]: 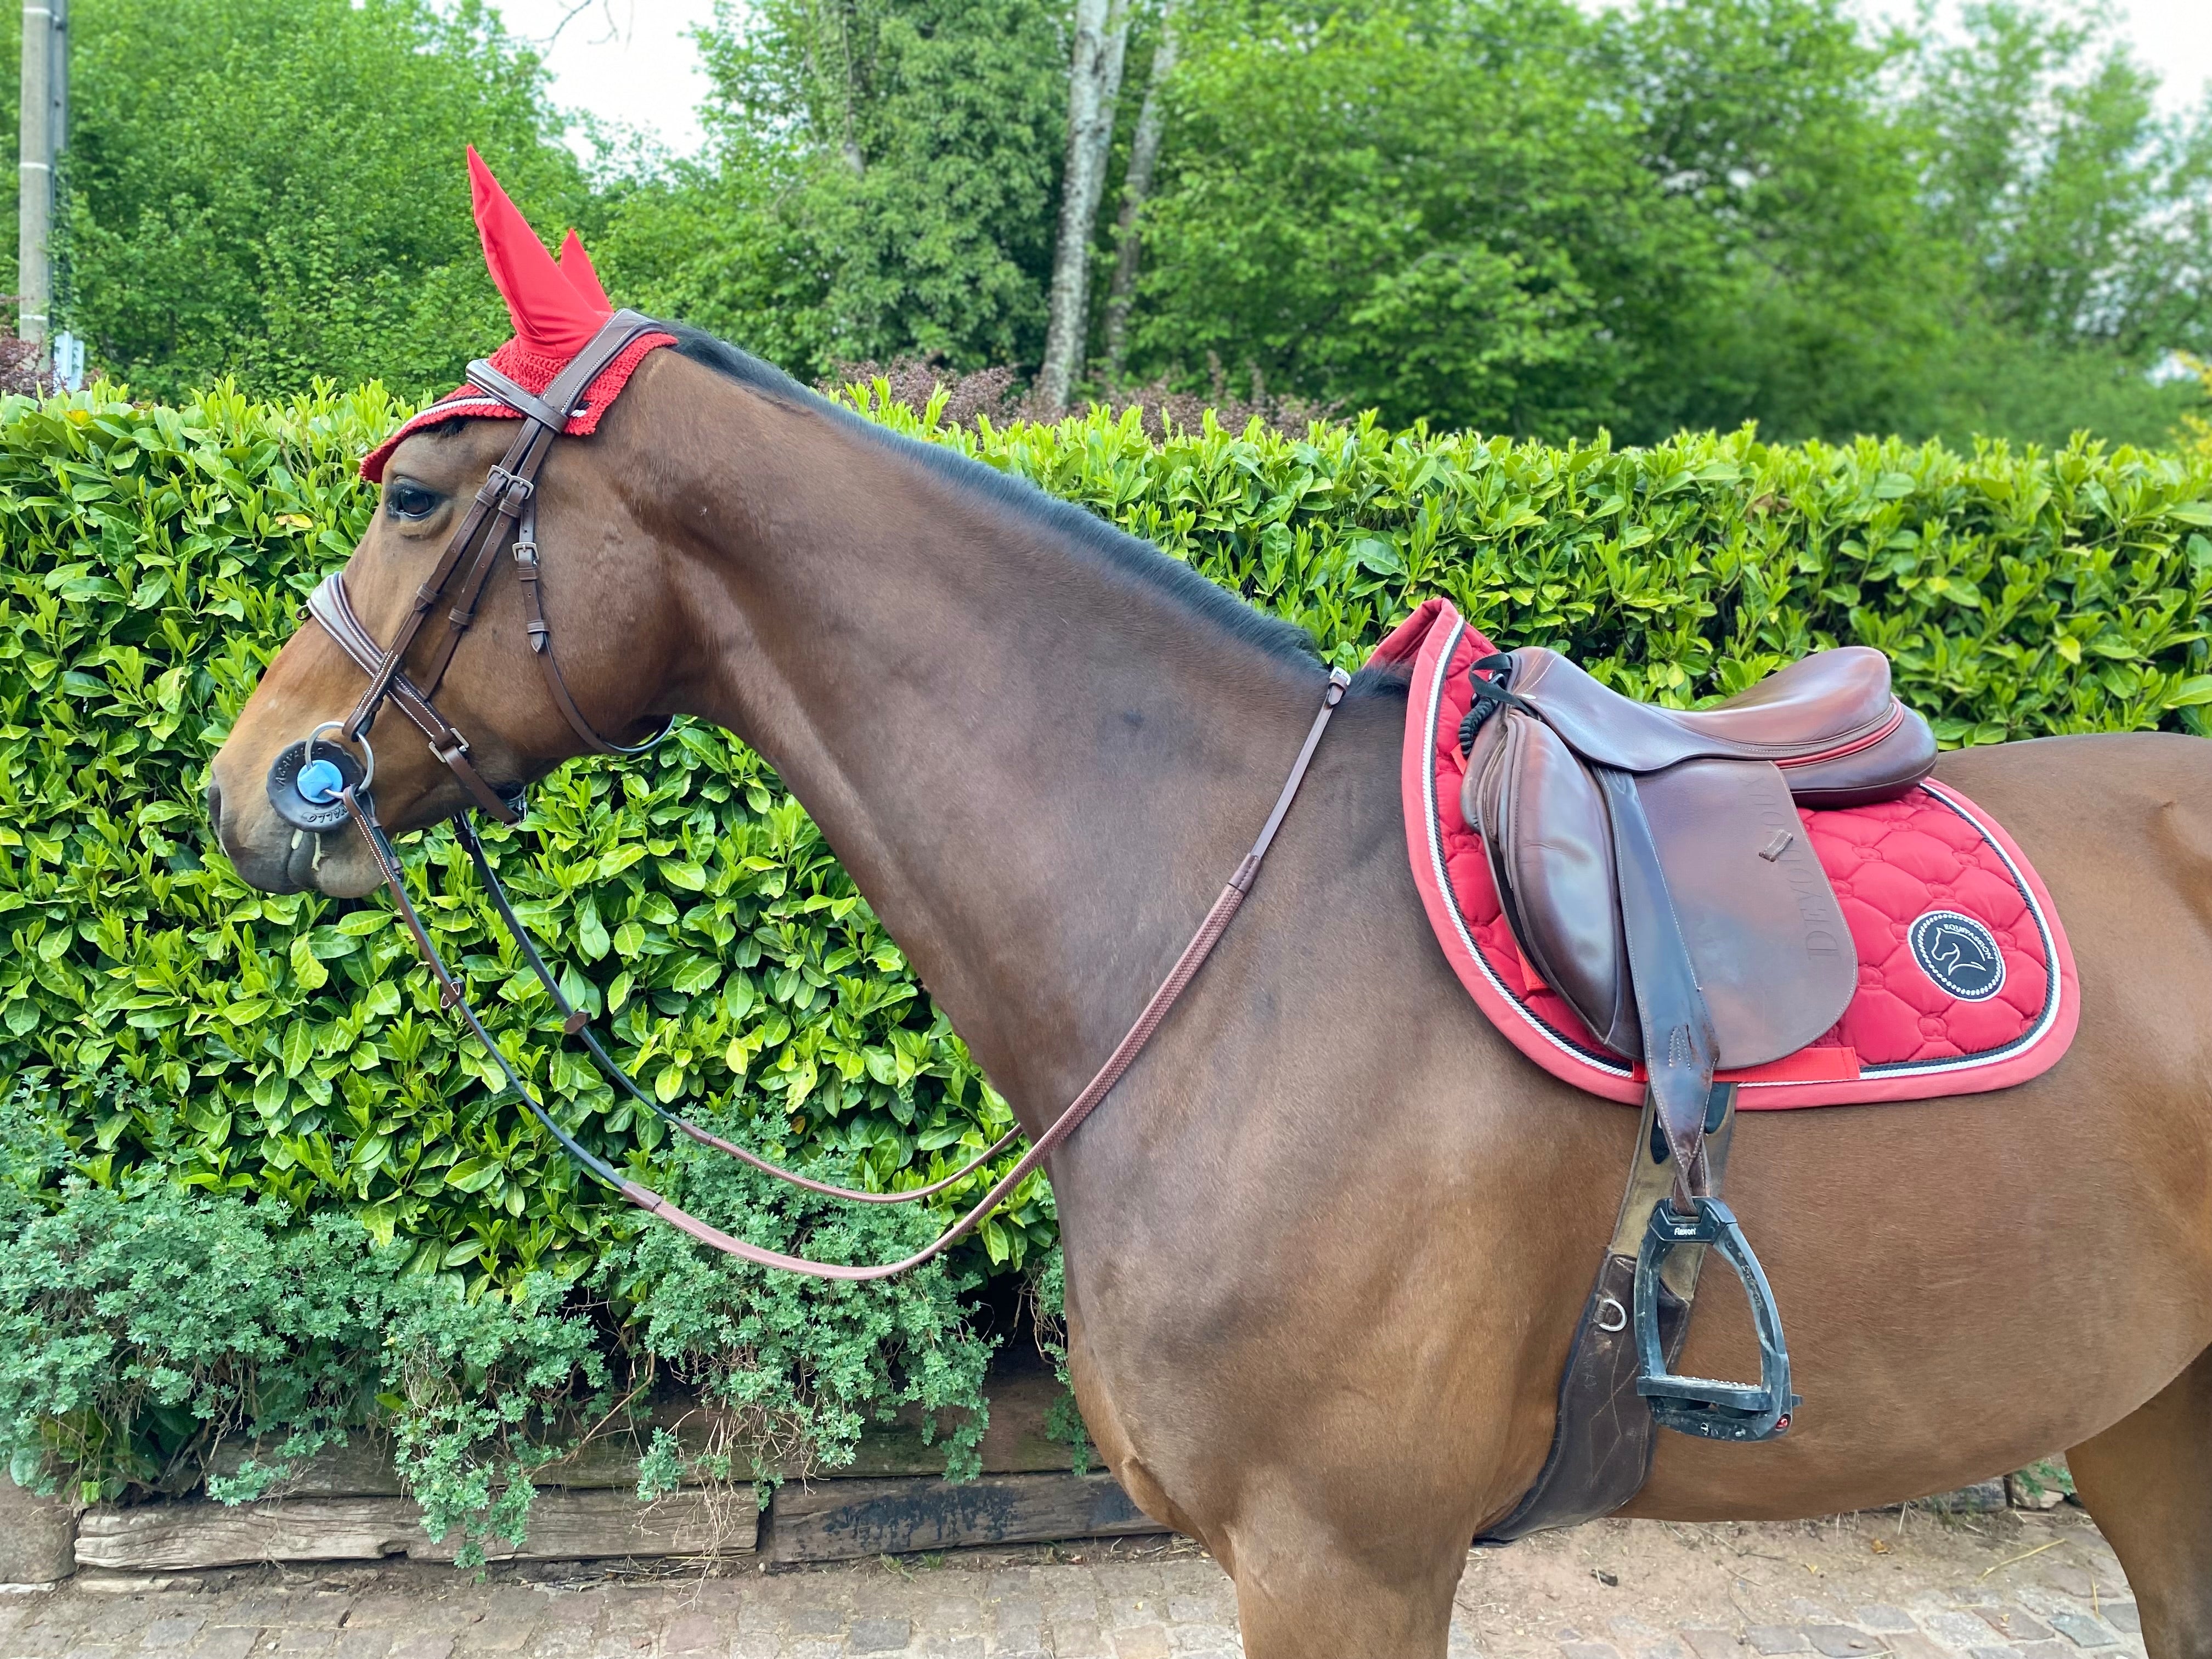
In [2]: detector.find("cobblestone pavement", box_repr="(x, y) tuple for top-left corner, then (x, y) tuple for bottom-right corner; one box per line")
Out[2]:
(0, 1506), (2143, 1659)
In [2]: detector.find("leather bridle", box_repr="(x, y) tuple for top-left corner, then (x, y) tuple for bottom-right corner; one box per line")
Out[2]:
(263, 311), (1352, 1279)
(284, 311), (674, 828)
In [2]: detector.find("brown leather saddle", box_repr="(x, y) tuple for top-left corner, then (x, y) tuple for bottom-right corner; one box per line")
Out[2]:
(1462, 645), (1936, 1539)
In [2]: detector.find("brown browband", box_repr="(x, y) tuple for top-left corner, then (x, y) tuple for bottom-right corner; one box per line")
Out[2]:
(312, 310), (1356, 1279)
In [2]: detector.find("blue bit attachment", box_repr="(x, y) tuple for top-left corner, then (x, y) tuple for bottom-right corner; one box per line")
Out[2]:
(296, 757), (346, 804)
(266, 735), (369, 833)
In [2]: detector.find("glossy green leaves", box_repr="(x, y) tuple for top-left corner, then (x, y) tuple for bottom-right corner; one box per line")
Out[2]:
(3, 377), (2210, 1307)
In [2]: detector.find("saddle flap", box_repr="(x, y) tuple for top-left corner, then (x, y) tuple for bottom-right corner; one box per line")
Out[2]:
(1464, 711), (1638, 1057)
(1636, 759), (1857, 1068)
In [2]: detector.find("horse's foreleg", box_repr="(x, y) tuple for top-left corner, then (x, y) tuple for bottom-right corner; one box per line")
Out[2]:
(2067, 1342), (2212, 1659)
(1208, 1496), (1466, 1659)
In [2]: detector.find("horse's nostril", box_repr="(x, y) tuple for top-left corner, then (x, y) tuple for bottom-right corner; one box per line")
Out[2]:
(205, 778), (224, 831)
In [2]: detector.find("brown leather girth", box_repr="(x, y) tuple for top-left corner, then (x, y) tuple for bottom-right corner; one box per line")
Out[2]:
(1476, 1085), (1739, 1542)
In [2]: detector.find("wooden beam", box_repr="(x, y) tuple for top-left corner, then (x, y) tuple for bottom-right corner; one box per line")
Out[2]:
(766, 1472), (1165, 1562)
(76, 1491), (755, 1572)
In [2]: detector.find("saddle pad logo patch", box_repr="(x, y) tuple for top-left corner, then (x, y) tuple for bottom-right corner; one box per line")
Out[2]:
(1909, 910), (2006, 1002)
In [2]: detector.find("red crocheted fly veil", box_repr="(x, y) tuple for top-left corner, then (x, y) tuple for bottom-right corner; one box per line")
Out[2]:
(359, 148), (676, 482)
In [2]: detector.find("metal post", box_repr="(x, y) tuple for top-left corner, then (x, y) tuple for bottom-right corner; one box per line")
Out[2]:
(48, 0), (65, 371)
(18, 0), (53, 354)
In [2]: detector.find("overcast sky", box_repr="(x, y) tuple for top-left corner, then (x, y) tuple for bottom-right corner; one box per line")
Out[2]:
(493, 0), (2212, 163)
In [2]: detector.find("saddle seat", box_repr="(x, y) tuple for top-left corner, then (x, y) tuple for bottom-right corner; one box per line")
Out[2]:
(1461, 643), (1938, 1093)
(1494, 646), (1932, 806)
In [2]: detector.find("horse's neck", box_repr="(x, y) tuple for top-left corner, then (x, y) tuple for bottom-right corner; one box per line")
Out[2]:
(657, 382), (1327, 1131)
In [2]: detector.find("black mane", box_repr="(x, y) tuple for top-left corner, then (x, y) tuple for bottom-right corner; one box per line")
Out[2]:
(665, 324), (1324, 672)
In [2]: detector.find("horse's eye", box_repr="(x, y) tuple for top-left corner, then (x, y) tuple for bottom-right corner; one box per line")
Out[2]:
(386, 482), (440, 521)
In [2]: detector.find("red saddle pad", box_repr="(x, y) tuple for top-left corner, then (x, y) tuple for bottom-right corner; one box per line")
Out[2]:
(1376, 599), (2079, 1109)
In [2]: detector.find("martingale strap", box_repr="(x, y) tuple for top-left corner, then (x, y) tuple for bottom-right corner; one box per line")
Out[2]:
(345, 669), (1351, 1280)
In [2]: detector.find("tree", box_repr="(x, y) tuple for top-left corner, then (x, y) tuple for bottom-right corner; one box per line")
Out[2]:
(1104, 0), (1180, 382)
(1111, 0), (2208, 446)
(1598, 0), (1956, 439)
(1125, 0), (1707, 437)
(1606, 0), (2212, 445)
(1912, 2), (2212, 363)
(59, 0), (589, 399)
(630, 0), (1072, 379)
(1037, 0), (1130, 409)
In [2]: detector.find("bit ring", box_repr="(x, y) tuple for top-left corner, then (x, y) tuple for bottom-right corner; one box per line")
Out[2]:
(302, 721), (375, 794)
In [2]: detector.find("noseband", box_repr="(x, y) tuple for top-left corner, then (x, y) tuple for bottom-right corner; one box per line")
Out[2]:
(263, 311), (1352, 1279)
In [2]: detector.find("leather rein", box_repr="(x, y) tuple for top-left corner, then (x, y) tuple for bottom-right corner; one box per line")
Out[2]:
(266, 311), (1352, 1280)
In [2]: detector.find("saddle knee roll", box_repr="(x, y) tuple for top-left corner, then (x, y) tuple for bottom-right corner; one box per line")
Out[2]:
(1463, 711), (1639, 1057)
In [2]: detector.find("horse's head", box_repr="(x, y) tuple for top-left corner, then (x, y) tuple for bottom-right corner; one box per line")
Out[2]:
(207, 154), (684, 898)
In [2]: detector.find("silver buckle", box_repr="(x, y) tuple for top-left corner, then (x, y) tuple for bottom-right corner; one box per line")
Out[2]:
(483, 466), (534, 503)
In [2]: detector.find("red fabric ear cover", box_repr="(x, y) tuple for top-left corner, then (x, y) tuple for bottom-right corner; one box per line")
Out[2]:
(557, 229), (613, 312)
(468, 146), (608, 356)
(358, 152), (673, 481)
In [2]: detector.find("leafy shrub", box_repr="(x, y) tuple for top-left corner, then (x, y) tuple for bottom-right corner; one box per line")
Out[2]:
(0, 1087), (987, 1556)
(0, 381), (1045, 1300)
(613, 1116), (994, 1492)
(7, 374), (2212, 1274)
(0, 373), (2208, 1532)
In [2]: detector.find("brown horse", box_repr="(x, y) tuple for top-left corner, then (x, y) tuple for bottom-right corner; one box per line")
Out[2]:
(208, 330), (2212, 1659)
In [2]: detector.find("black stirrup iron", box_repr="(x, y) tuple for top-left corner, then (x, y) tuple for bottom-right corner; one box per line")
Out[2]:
(1633, 1196), (1798, 1442)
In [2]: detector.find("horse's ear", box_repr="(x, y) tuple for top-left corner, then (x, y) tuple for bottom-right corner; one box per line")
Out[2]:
(467, 146), (608, 357)
(557, 230), (613, 312)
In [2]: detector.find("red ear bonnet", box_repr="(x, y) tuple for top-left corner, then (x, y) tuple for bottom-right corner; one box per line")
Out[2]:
(360, 152), (676, 481)
(468, 146), (607, 355)
(557, 229), (613, 312)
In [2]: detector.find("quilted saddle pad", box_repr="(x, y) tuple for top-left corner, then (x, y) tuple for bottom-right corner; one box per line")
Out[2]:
(1376, 599), (2079, 1109)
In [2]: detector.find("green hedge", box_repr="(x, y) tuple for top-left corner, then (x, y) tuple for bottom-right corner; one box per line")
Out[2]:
(5, 382), (2212, 1285)
(1, 377), (2209, 1516)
